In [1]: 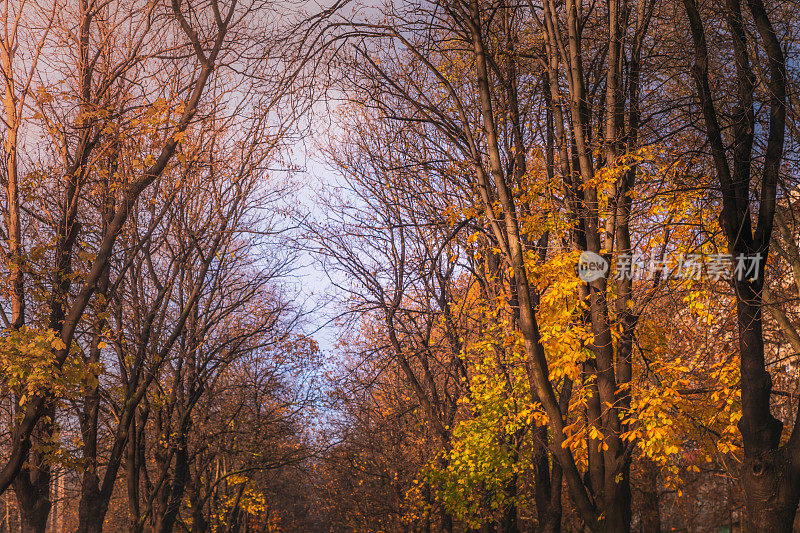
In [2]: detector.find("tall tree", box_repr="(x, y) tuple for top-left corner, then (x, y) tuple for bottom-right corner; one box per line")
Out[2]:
(681, 0), (795, 529)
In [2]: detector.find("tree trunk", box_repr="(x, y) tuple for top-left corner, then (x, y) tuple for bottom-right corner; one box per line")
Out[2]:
(13, 467), (50, 533)
(740, 447), (798, 531)
(500, 472), (520, 533)
(601, 471), (631, 533)
(76, 487), (107, 533)
(737, 285), (797, 531)
(639, 457), (661, 533)
(13, 401), (54, 533)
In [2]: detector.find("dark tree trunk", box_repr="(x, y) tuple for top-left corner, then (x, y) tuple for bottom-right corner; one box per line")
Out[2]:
(155, 433), (190, 533)
(13, 402), (54, 533)
(440, 508), (453, 533)
(639, 457), (661, 533)
(13, 463), (50, 533)
(500, 472), (520, 533)
(601, 469), (631, 533)
(76, 487), (107, 533)
(738, 289), (798, 531)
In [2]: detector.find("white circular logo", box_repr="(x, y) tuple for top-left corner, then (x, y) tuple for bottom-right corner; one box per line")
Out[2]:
(577, 251), (608, 282)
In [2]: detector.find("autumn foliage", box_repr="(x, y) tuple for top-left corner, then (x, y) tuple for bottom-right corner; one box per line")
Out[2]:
(0, 0), (799, 532)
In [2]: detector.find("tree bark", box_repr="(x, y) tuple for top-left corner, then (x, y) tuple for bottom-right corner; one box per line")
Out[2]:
(12, 450), (50, 533)
(639, 457), (661, 533)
